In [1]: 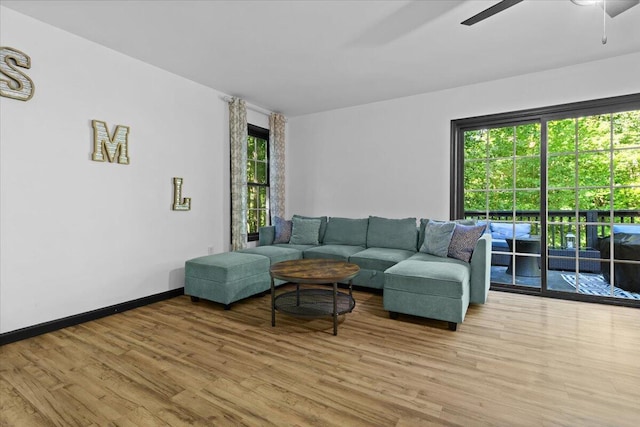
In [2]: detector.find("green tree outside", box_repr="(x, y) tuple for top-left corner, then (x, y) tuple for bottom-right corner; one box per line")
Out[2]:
(464, 110), (640, 247)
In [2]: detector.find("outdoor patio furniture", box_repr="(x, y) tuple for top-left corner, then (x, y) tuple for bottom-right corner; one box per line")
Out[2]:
(599, 233), (640, 293)
(505, 237), (541, 277)
(547, 248), (601, 273)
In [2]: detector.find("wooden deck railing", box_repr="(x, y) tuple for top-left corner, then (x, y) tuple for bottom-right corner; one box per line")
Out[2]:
(464, 210), (639, 249)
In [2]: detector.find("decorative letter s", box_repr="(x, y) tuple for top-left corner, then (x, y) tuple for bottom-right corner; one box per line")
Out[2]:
(0, 46), (35, 101)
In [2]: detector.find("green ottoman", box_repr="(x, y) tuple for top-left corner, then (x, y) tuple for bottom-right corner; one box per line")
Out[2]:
(185, 252), (271, 309)
(384, 259), (471, 331)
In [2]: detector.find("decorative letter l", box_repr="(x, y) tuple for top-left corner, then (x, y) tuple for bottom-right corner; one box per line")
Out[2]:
(172, 177), (191, 211)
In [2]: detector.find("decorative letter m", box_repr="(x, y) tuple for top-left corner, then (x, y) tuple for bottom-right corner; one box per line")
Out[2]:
(92, 120), (130, 164)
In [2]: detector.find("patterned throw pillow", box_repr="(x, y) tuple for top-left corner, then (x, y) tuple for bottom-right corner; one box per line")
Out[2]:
(448, 223), (487, 263)
(420, 220), (456, 258)
(273, 216), (292, 244)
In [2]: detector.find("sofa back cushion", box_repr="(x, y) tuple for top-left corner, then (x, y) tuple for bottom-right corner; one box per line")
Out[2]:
(323, 217), (369, 246)
(490, 222), (531, 239)
(293, 214), (328, 243)
(367, 216), (418, 251)
(613, 224), (640, 234)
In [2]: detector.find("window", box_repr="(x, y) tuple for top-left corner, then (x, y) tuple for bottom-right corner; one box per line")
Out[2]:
(247, 124), (269, 241)
(451, 94), (640, 307)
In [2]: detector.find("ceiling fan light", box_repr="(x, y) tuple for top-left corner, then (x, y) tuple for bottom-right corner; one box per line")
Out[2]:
(571, 0), (599, 5)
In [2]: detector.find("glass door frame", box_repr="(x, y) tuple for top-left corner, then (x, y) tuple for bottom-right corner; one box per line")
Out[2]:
(450, 93), (640, 308)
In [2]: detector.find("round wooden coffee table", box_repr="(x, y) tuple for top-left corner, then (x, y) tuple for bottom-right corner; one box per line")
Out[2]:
(270, 259), (360, 335)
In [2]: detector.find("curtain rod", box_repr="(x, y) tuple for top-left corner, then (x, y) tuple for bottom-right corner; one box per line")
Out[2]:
(221, 95), (283, 118)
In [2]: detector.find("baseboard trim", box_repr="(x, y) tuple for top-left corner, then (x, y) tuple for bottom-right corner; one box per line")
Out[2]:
(0, 287), (184, 346)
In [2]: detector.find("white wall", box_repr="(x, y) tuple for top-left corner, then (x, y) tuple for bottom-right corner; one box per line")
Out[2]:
(0, 7), (242, 334)
(287, 53), (640, 221)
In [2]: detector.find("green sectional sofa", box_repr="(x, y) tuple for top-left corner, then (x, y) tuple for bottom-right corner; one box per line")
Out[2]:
(253, 215), (491, 330)
(185, 215), (490, 329)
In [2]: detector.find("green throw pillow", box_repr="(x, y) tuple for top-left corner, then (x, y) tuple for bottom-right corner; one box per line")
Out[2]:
(292, 214), (328, 243)
(289, 217), (321, 245)
(420, 220), (456, 257)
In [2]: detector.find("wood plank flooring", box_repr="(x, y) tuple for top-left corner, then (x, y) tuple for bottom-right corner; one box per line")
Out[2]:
(1, 286), (639, 426)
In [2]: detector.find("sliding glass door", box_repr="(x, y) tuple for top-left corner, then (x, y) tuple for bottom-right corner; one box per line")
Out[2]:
(546, 111), (640, 299)
(452, 94), (640, 306)
(464, 123), (542, 290)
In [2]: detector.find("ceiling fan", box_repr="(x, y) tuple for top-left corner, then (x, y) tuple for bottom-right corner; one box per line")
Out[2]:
(461, 0), (640, 26)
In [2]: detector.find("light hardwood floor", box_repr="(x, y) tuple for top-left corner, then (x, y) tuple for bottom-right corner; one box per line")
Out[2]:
(1, 287), (639, 426)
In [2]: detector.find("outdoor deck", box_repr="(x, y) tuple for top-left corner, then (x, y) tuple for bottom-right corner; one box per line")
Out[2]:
(490, 266), (640, 300)
(465, 209), (639, 301)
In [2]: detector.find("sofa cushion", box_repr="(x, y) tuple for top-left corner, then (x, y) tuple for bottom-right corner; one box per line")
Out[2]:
(408, 251), (470, 267)
(237, 245), (302, 265)
(385, 260), (470, 299)
(274, 243), (320, 252)
(366, 216), (418, 251)
(304, 244), (365, 262)
(420, 220), (456, 257)
(613, 224), (640, 234)
(448, 223), (486, 263)
(323, 217), (369, 246)
(293, 214), (328, 243)
(289, 217), (321, 245)
(349, 247), (415, 272)
(490, 222), (531, 239)
(418, 218), (476, 249)
(273, 216), (292, 244)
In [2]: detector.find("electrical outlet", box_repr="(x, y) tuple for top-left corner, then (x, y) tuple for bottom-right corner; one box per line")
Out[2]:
(207, 246), (215, 254)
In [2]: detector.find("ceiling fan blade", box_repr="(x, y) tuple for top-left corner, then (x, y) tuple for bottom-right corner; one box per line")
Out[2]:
(461, 0), (524, 26)
(602, 0), (639, 17)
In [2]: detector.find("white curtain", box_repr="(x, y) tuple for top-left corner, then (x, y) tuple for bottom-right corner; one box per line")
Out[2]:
(269, 113), (286, 221)
(229, 98), (248, 251)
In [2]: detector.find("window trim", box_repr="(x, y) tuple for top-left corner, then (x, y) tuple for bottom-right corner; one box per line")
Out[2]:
(247, 124), (270, 242)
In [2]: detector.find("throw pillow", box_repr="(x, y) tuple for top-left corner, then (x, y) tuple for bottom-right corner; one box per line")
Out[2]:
(289, 217), (321, 245)
(448, 223), (487, 263)
(418, 218), (476, 249)
(273, 216), (292, 244)
(292, 214), (328, 243)
(419, 220), (456, 257)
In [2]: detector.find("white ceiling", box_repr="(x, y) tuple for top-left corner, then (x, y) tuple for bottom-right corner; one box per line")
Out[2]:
(2, 0), (639, 117)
